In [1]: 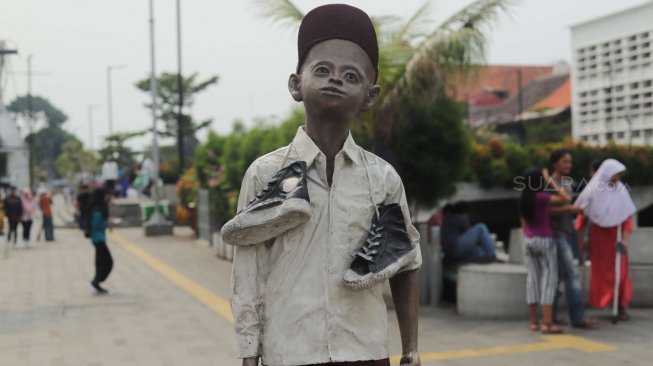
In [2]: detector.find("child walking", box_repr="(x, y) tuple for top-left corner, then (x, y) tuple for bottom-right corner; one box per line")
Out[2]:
(520, 167), (570, 334)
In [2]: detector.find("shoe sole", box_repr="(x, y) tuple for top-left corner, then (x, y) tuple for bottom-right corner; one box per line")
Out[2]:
(221, 198), (311, 246)
(343, 246), (419, 292)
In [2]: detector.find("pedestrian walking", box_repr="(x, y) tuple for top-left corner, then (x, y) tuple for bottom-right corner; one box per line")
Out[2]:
(101, 157), (119, 197)
(39, 190), (55, 241)
(88, 188), (113, 294)
(3, 186), (21, 245)
(575, 159), (636, 321)
(20, 188), (37, 247)
(520, 167), (570, 334)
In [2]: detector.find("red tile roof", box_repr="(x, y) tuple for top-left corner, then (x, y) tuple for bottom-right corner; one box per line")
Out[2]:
(529, 78), (571, 111)
(448, 65), (554, 104)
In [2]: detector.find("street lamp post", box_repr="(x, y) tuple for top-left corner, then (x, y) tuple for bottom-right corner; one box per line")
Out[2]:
(106, 65), (126, 137)
(144, 0), (173, 236)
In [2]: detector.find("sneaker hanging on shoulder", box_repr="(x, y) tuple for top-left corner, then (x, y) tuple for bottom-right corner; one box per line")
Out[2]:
(344, 203), (418, 291)
(221, 161), (311, 246)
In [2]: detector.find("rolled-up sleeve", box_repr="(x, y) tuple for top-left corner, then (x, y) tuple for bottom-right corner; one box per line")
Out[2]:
(385, 168), (422, 272)
(230, 163), (267, 358)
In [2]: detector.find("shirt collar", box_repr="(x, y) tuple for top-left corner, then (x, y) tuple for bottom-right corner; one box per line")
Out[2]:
(292, 126), (360, 166)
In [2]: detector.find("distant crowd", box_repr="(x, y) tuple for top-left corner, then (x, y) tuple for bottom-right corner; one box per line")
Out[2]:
(1, 185), (55, 246)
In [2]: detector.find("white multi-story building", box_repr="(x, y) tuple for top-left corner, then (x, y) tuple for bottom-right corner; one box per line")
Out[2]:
(571, 1), (653, 146)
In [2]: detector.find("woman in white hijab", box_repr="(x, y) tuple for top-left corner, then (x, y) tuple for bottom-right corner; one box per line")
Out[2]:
(575, 159), (636, 320)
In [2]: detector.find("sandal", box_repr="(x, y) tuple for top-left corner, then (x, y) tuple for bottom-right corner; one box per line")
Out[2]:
(572, 317), (598, 328)
(554, 318), (569, 326)
(529, 322), (540, 332)
(541, 323), (565, 334)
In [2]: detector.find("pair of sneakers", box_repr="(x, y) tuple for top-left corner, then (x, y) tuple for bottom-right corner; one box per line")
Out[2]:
(220, 162), (418, 291)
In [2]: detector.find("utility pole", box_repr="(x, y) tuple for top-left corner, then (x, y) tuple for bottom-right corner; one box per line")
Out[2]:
(106, 65), (126, 137)
(145, 0), (173, 236)
(176, 0), (185, 175)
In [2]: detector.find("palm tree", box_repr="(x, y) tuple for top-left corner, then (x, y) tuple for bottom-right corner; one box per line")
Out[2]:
(254, 0), (515, 147)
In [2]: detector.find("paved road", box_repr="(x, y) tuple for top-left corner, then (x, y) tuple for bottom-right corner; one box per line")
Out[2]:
(1, 223), (652, 365)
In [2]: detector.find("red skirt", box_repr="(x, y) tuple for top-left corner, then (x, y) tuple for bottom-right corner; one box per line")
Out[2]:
(589, 217), (633, 308)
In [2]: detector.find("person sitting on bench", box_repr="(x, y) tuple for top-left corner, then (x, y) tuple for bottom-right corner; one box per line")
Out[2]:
(440, 201), (501, 264)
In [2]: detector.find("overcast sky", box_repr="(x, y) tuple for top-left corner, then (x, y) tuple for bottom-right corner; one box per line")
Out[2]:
(1, 0), (650, 150)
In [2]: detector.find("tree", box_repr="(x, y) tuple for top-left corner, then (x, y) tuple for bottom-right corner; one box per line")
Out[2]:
(134, 72), (219, 165)
(98, 130), (148, 170)
(7, 95), (77, 179)
(254, 0), (514, 205)
(55, 140), (98, 184)
(391, 95), (470, 208)
(7, 95), (68, 128)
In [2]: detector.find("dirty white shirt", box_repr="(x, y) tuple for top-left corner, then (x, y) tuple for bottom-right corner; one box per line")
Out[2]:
(230, 126), (422, 366)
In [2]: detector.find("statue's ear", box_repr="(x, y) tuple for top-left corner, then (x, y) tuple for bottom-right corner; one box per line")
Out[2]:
(288, 73), (302, 102)
(360, 84), (381, 112)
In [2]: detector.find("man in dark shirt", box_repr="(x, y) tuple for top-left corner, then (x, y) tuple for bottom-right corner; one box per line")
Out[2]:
(3, 186), (22, 244)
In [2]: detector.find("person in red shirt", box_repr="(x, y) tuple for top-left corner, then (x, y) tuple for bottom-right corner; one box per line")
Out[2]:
(39, 191), (55, 241)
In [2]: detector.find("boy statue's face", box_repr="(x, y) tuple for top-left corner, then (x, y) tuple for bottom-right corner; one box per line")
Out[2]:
(289, 39), (380, 122)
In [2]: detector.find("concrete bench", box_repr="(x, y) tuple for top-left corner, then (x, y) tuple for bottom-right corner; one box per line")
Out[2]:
(631, 265), (653, 307)
(629, 227), (653, 265)
(110, 198), (176, 227)
(457, 263), (530, 319)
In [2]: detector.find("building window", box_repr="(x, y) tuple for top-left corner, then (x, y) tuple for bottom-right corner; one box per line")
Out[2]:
(644, 80), (652, 87)
(606, 132), (614, 140)
(633, 130), (641, 138)
(617, 132), (625, 139)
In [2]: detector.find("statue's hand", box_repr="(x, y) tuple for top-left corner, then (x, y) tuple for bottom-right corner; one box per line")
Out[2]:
(400, 351), (421, 366)
(242, 357), (258, 366)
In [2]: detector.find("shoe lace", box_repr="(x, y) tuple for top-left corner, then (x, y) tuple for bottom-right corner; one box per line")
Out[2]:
(246, 178), (278, 206)
(355, 221), (384, 262)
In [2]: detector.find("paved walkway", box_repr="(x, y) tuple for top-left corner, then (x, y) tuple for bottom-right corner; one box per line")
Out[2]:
(1, 222), (652, 365)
